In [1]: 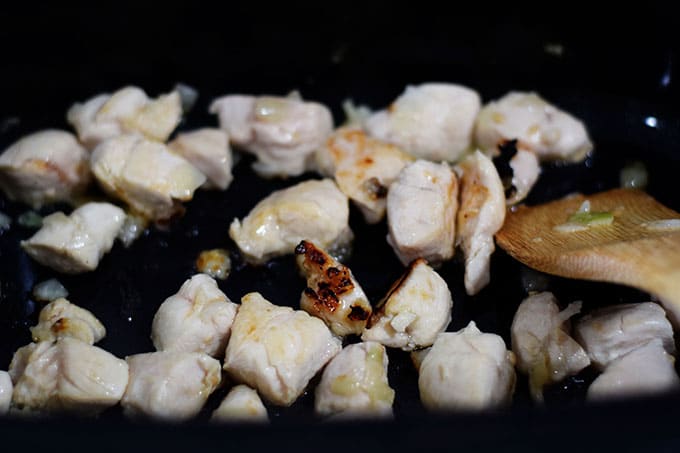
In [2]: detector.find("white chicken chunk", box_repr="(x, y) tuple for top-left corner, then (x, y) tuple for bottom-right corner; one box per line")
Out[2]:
(386, 160), (458, 266)
(507, 146), (541, 205)
(151, 274), (238, 357)
(121, 351), (221, 421)
(91, 135), (206, 220)
(315, 342), (394, 418)
(587, 339), (680, 401)
(209, 94), (333, 177)
(67, 86), (182, 148)
(21, 202), (126, 274)
(314, 128), (414, 223)
(365, 83), (481, 162)
(168, 128), (233, 190)
(229, 179), (351, 265)
(511, 292), (590, 402)
(295, 240), (371, 337)
(418, 322), (516, 411)
(0, 371), (12, 415)
(362, 259), (452, 351)
(574, 302), (675, 369)
(474, 92), (593, 162)
(455, 150), (505, 295)
(30, 297), (106, 345)
(9, 338), (129, 414)
(223, 292), (342, 406)
(211, 385), (269, 423)
(0, 130), (90, 208)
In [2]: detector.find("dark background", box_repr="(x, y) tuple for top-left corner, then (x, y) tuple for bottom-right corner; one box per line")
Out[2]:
(1, 2), (680, 452)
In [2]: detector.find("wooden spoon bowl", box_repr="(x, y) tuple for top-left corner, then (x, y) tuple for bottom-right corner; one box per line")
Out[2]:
(496, 188), (680, 324)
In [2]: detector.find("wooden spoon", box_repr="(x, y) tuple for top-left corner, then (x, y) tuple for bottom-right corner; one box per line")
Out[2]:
(495, 188), (680, 324)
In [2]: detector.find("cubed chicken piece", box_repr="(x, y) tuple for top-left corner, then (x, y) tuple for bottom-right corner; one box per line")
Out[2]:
(21, 202), (126, 274)
(507, 146), (541, 205)
(0, 371), (12, 415)
(90, 135), (206, 220)
(418, 322), (516, 411)
(587, 339), (680, 401)
(574, 302), (675, 369)
(511, 292), (590, 402)
(315, 342), (394, 418)
(168, 128), (233, 190)
(9, 338), (128, 414)
(151, 274), (238, 357)
(295, 240), (371, 337)
(30, 297), (106, 345)
(211, 385), (269, 423)
(474, 92), (593, 162)
(209, 94), (333, 177)
(365, 83), (481, 162)
(362, 259), (452, 351)
(67, 86), (182, 148)
(223, 292), (342, 406)
(0, 130), (90, 208)
(121, 351), (221, 421)
(386, 160), (458, 266)
(455, 150), (505, 295)
(313, 128), (414, 223)
(229, 179), (352, 265)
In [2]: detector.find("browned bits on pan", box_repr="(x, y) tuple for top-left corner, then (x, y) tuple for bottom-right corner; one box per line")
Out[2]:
(363, 177), (388, 199)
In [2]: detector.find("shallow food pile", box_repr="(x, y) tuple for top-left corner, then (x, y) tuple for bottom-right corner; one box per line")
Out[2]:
(0, 82), (678, 422)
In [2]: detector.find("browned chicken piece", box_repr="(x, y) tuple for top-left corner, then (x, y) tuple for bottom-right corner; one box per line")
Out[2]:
(0, 130), (90, 208)
(30, 298), (106, 345)
(314, 128), (414, 223)
(211, 385), (269, 423)
(168, 128), (233, 190)
(295, 240), (372, 337)
(455, 150), (505, 295)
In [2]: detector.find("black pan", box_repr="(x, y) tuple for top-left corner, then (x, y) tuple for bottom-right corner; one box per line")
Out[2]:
(1, 4), (680, 451)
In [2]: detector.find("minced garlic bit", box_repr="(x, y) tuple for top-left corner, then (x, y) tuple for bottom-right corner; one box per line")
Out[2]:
(642, 219), (680, 231)
(196, 248), (231, 280)
(32, 278), (69, 302)
(554, 200), (614, 233)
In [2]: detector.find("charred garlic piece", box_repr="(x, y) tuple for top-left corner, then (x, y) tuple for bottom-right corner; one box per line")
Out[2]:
(223, 292), (341, 406)
(0, 371), (12, 415)
(30, 298), (106, 345)
(315, 342), (394, 418)
(475, 91), (592, 162)
(168, 128), (233, 190)
(121, 351), (221, 421)
(0, 130), (90, 208)
(67, 86), (182, 148)
(455, 150), (505, 295)
(229, 179), (352, 265)
(362, 259), (452, 351)
(209, 94), (333, 177)
(295, 240), (371, 337)
(418, 322), (516, 411)
(386, 160), (458, 266)
(574, 302), (675, 369)
(91, 135), (206, 220)
(365, 83), (481, 162)
(510, 292), (590, 402)
(314, 128), (414, 223)
(21, 202), (126, 274)
(151, 274), (238, 357)
(587, 339), (680, 401)
(211, 385), (269, 423)
(9, 338), (129, 414)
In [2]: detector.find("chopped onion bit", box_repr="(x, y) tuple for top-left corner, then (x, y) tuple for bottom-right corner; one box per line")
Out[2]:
(196, 248), (231, 280)
(554, 200), (614, 232)
(17, 210), (43, 229)
(0, 211), (11, 231)
(32, 278), (68, 302)
(342, 99), (373, 127)
(642, 219), (680, 231)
